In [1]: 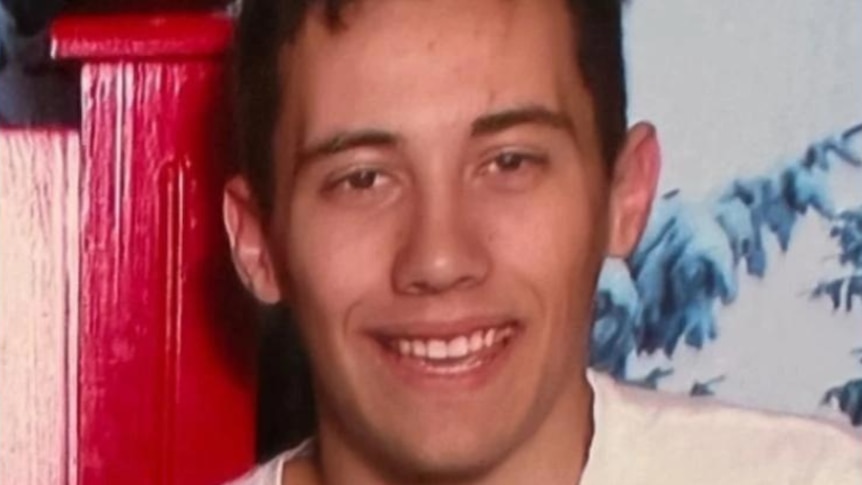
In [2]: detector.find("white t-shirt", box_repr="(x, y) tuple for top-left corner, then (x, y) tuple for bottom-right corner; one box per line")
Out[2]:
(226, 370), (862, 485)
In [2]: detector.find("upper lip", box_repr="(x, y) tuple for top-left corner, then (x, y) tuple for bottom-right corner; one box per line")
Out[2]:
(367, 316), (519, 340)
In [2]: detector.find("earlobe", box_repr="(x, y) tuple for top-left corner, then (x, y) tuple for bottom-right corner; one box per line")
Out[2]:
(223, 176), (282, 304)
(606, 122), (661, 258)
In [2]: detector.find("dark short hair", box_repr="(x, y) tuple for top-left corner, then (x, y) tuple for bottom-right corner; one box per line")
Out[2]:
(235, 0), (627, 216)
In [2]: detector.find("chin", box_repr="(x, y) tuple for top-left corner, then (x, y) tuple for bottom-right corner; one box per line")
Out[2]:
(386, 437), (511, 482)
(360, 416), (525, 483)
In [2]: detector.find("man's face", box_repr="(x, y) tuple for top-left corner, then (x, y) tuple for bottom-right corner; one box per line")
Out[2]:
(226, 0), (658, 480)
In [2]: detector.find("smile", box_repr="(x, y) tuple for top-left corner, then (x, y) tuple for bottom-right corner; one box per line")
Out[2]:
(375, 320), (520, 378)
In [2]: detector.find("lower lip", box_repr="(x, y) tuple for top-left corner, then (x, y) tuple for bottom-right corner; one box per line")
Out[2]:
(373, 326), (519, 391)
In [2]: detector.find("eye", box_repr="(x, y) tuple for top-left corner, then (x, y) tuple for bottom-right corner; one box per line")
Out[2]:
(491, 152), (531, 172)
(484, 151), (547, 174)
(321, 167), (401, 204)
(481, 150), (548, 176)
(344, 169), (380, 190)
(325, 168), (389, 192)
(478, 150), (548, 191)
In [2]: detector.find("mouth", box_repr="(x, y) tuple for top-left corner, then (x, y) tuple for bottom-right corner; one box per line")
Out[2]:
(371, 320), (521, 383)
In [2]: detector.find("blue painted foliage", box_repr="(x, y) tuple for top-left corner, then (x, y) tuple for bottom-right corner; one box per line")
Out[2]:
(589, 123), (862, 426)
(812, 204), (862, 424)
(689, 375), (727, 397)
(823, 379), (862, 426)
(624, 367), (674, 391)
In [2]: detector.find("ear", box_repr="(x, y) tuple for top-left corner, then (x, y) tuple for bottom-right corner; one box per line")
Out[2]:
(606, 122), (661, 258)
(223, 176), (282, 304)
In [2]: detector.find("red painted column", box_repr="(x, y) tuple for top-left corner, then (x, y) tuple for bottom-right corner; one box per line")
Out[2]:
(52, 14), (256, 485)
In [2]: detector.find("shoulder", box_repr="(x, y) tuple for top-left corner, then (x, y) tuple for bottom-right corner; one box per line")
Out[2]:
(223, 454), (286, 485)
(586, 370), (862, 484)
(803, 421), (862, 484)
(222, 439), (316, 485)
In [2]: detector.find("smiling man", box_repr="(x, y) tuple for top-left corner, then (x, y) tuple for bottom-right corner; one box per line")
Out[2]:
(222, 1), (861, 484)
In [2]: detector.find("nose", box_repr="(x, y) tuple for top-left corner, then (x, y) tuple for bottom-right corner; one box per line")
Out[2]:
(392, 190), (491, 296)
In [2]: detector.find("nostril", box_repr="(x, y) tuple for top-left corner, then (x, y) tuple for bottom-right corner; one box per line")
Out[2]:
(406, 281), (437, 295)
(408, 274), (481, 296)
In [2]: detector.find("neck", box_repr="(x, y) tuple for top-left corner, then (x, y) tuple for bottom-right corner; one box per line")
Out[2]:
(303, 371), (594, 485)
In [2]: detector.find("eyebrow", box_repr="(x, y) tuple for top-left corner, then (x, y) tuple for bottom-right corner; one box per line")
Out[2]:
(470, 105), (575, 137)
(296, 105), (575, 166)
(298, 129), (400, 165)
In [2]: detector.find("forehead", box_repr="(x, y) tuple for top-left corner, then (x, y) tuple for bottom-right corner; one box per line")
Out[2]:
(277, 0), (596, 154)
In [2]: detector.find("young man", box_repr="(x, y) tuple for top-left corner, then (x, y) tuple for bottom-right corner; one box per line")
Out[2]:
(223, 0), (862, 483)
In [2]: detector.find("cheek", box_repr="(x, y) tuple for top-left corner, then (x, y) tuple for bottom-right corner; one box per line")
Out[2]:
(478, 169), (608, 370)
(483, 176), (605, 297)
(284, 198), (401, 328)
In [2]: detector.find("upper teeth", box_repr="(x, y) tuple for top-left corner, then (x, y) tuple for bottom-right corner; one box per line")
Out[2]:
(393, 325), (514, 360)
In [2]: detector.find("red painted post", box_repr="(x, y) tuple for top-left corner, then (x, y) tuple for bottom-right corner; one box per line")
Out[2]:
(51, 14), (255, 485)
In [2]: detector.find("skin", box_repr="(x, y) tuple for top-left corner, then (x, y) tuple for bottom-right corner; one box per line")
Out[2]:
(223, 0), (660, 484)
